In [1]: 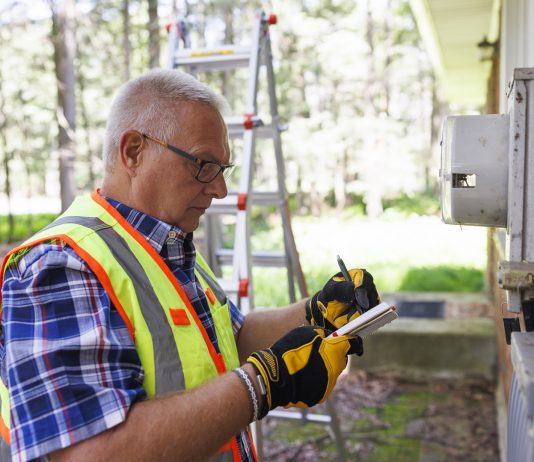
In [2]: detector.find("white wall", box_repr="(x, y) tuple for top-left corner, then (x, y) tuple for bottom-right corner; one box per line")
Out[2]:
(500, 0), (534, 110)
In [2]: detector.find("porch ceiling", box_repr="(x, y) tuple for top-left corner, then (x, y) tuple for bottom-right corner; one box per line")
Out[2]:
(410, 0), (500, 108)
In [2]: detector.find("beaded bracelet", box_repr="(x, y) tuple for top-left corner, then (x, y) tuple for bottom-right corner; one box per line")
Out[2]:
(233, 367), (260, 422)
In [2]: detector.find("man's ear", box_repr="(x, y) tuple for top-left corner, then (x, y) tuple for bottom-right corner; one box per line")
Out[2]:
(119, 130), (145, 176)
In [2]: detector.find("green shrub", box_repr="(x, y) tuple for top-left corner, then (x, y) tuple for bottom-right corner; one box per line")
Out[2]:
(287, 191), (367, 216)
(253, 264), (485, 308)
(252, 266), (334, 308)
(253, 268), (291, 307)
(0, 213), (58, 243)
(399, 265), (484, 293)
(382, 191), (440, 216)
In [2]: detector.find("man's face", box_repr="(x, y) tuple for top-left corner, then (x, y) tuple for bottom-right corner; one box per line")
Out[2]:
(133, 102), (230, 232)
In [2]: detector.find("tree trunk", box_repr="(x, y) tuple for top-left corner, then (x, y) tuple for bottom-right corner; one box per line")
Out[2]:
(123, 0), (131, 81)
(382, 0), (393, 116)
(0, 116), (14, 242)
(221, 5), (234, 101)
(0, 22), (14, 242)
(17, 88), (36, 236)
(363, 0), (383, 219)
(1, 149), (14, 243)
(334, 147), (349, 212)
(147, 0), (160, 68)
(78, 72), (96, 190)
(365, 0), (376, 116)
(295, 163), (304, 214)
(24, 163), (34, 235)
(197, 1), (207, 47)
(0, 123), (13, 243)
(310, 182), (323, 217)
(51, 0), (77, 211)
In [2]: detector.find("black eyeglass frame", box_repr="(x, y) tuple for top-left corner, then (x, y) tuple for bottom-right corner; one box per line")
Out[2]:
(141, 132), (234, 183)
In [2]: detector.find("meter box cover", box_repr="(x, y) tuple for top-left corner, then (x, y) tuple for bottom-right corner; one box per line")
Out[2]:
(440, 114), (509, 227)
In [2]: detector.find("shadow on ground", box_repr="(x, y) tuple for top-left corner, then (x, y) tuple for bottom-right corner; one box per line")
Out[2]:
(262, 371), (499, 462)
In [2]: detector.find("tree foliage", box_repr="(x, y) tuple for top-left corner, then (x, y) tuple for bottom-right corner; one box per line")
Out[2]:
(0, 0), (445, 241)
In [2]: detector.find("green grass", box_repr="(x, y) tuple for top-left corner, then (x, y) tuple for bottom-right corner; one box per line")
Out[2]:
(399, 266), (484, 292)
(0, 213), (58, 243)
(362, 391), (431, 462)
(1, 211), (488, 304)
(252, 214), (488, 306)
(382, 191), (440, 216)
(264, 389), (434, 461)
(252, 264), (484, 307)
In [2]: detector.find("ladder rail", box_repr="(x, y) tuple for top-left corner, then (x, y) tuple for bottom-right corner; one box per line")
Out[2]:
(232, 12), (266, 314)
(264, 28), (308, 300)
(167, 11), (345, 460)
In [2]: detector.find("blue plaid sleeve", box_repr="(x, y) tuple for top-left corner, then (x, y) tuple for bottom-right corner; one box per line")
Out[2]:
(1, 241), (146, 462)
(228, 299), (245, 335)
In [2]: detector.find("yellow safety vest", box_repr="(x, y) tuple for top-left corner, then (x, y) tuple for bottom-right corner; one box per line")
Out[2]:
(0, 192), (257, 462)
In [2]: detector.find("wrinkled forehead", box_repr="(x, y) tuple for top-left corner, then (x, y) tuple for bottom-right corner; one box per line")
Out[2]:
(166, 99), (226, 132)
(167, 101), (230, 158)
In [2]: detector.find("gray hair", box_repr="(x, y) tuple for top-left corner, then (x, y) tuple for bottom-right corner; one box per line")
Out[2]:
(102, 69), (228, 172)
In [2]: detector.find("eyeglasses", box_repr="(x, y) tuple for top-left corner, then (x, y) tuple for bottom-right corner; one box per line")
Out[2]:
(141, 133), (235, 183)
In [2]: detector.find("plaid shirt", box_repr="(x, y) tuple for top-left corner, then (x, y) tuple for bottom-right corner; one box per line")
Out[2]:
(0, 196), (249, 462)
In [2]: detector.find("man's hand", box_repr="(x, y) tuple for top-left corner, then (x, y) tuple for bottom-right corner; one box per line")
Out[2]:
(247, 325), (362, 419)
(305, 268), (380, 330)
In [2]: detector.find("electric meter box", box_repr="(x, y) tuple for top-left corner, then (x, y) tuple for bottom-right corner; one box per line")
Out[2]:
(440, 114), (509, 227)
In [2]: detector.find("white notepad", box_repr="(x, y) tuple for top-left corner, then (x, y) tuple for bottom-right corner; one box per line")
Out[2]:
(327, 302), (398, 339)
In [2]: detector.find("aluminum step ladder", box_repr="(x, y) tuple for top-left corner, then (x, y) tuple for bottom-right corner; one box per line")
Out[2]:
(167, 11), (348, 462)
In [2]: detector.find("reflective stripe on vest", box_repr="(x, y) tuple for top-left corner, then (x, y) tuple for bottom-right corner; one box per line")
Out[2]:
(51, 214), (187, 395)
(0, 379), (9, 443)
(0, 438), (10, 462)
(0, 192), (254, 461)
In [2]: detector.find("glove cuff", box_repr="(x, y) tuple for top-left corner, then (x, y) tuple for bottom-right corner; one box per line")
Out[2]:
(305, 292), (323, 327)
(248, 348), (292, 415)
(305, 297), (313, 324)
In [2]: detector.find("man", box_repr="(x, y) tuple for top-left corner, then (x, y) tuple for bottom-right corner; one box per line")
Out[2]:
(0, 70), (379, 461)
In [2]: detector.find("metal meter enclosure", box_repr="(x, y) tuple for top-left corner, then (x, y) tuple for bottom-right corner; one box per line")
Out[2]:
(440, 114), (509, 227)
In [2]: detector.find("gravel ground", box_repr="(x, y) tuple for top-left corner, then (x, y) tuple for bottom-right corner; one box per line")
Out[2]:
(261, 371), (499, 462)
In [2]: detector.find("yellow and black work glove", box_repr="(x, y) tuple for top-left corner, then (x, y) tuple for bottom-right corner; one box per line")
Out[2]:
(247, 325), (362, 419)
(305, 268), (380, 330)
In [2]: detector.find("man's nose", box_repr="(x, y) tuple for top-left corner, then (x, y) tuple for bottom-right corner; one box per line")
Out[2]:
(206, 173), (228, 199)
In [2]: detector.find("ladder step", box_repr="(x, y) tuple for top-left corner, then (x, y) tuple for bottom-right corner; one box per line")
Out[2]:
(224, 115), (288, 138)
(207, 192), (283, 214)
(225, 115), (263, 131)
(267, 410), (332, 424)
(217, 278), (247, 296)
(173, 45), (251, 71)
(226, 115), (266, 139)
(218, 279), (238, 294)
(248, 191), (283, 206)
(216, 249), (287, 267)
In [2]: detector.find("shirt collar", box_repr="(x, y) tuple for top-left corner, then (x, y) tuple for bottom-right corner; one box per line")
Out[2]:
(103, 196), (194, 264)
